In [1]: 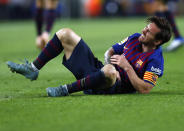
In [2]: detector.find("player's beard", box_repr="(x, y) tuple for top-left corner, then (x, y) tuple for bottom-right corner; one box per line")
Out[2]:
(139, 36), (155, 47)
(141, 41), (149, 46)
(141, 41), (156, 50)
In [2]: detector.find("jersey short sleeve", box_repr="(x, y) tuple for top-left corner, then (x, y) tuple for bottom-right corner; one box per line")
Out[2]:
(112, 37), (128, 55)
(143, 47), (164, 86)
(112, 33), (141, 54)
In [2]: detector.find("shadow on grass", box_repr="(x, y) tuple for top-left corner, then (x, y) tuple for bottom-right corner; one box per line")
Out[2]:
(1, 90), (184, 101)
(149, 91), (184, 96)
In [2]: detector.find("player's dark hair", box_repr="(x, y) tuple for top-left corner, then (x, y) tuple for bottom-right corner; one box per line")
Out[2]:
(147, 16), (172, 47)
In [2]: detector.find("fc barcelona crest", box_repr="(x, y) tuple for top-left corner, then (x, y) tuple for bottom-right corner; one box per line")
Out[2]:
(136, 59), (143, 68)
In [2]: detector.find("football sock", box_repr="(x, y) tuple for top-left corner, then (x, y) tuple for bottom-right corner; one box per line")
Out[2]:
(155, 11), (165, 18)
(35, 8), (44, 36)
(31, 63), (39, 71)
(164, 11), (181, 38)
(66, 70), (106, 94)
(33, 34), (63, 70)
(45, 9), (56, 33)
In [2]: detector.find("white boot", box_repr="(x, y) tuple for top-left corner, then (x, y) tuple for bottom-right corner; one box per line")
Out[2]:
(165, 37), (184, 52)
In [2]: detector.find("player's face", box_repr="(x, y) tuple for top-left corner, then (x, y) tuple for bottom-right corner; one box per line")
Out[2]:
(139, 23), (161, 47)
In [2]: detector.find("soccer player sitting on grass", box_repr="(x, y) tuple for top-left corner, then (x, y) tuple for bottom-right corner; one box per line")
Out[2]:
(7, 16), (171, 96)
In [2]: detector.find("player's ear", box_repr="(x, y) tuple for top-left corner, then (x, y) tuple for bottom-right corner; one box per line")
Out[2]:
(154, 40), (162, 46)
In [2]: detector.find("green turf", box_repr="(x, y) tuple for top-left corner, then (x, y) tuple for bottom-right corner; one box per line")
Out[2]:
(0, 17), (184, 131)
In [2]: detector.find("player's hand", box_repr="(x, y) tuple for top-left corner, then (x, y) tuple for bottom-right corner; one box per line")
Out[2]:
(110, 54), (130, 69)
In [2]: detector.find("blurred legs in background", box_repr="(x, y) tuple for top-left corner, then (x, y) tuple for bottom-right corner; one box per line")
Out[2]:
(155, 0), (184, 51)
(35, 0), (59, 50)
(144, 0), (184, 51)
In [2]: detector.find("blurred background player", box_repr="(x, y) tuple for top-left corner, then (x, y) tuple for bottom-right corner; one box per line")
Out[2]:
(144, 0), (184, 51)
(35, 0), (59, 50)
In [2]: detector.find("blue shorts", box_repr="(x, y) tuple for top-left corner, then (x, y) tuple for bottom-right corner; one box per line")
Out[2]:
(62, 39), (103, 80)
(62, 39), (136, 94)
(62, 39), (108, 94)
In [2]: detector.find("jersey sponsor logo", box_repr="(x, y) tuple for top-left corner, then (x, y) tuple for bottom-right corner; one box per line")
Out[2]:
(118, 37), (128, 45)
(151, 66), (161, 75)
(135, 59), (143, 68)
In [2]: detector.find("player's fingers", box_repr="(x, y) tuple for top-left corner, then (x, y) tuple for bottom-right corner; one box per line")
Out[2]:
(110, 60), (117, 64)
(111, 55), (119, 59)
(110, 58), (117, 63)
(111, 62), (117, 65)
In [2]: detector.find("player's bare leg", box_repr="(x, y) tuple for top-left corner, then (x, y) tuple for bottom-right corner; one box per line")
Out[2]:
(56, 28), (81, 59)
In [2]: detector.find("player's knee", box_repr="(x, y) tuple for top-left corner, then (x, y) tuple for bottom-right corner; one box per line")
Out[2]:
(56, 28), (73, 43)
(102, 64), (117, 86)
(56, 28), (81, 46)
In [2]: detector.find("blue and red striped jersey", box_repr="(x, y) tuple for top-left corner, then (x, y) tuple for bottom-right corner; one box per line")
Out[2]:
(112, 33), (164, 91)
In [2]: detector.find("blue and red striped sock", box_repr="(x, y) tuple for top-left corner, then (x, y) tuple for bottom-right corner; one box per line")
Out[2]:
(33, 34), (63, 70)
(164, 11), (181, 38)
(67, 71), (106, 93)
(45, 9), (56, 33)
(155, 11), (165, 18)
(35, 8), (44, 36)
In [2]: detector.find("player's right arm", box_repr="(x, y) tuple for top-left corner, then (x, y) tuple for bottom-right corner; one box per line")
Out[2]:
(104, 36), (128, 65)
(104, 47), (115, 65)
(104, 47), (121, 81)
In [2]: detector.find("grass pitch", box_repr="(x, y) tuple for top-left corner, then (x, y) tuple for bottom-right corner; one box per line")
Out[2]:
(0, 17), (184, 131)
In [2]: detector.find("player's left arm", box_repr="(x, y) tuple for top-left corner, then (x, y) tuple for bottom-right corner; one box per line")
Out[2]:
(124, 67), (154, 94)
(110, 54), (154, 94)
